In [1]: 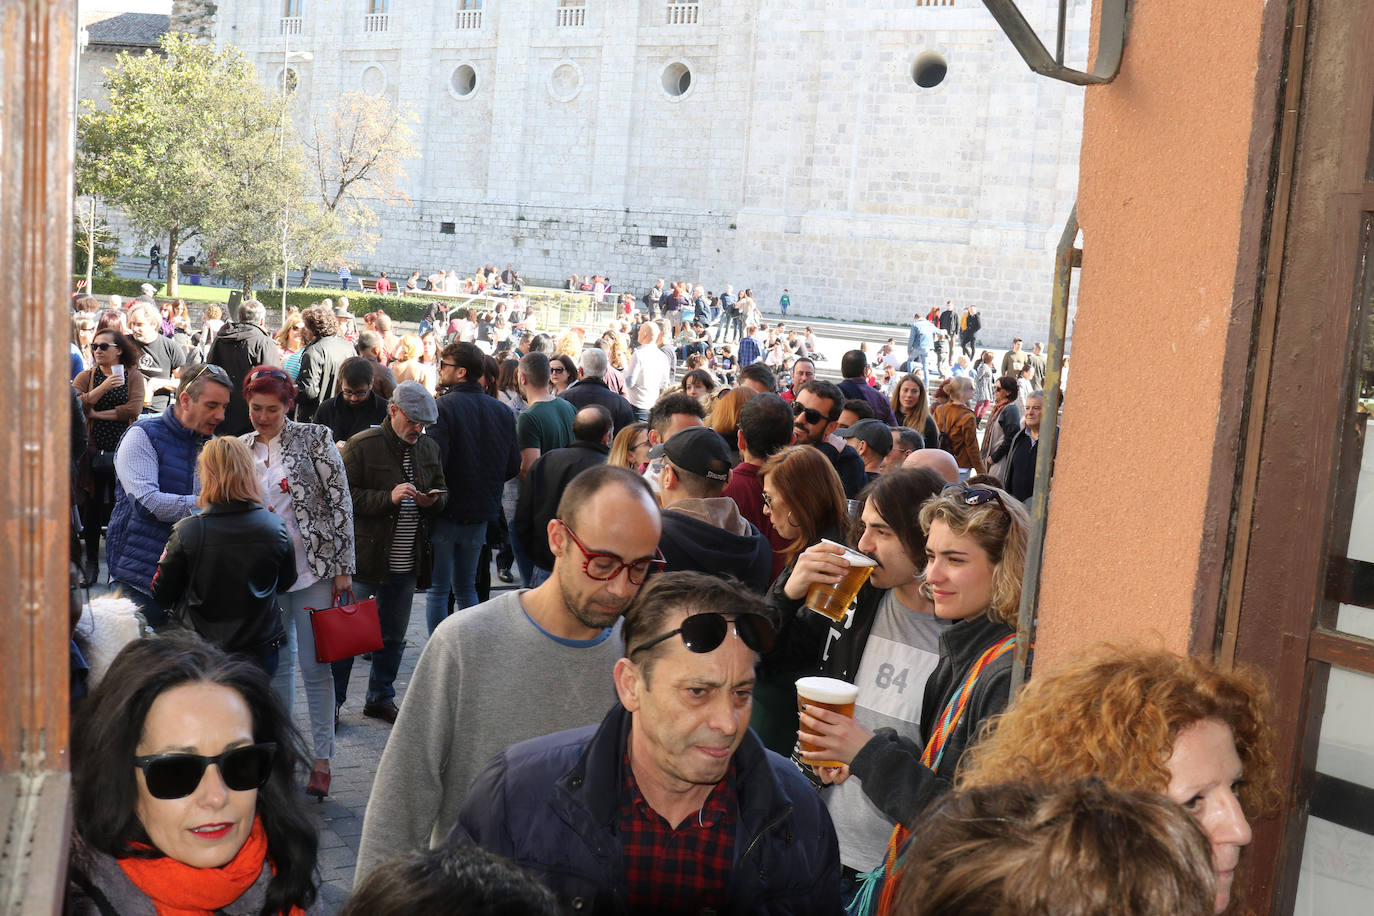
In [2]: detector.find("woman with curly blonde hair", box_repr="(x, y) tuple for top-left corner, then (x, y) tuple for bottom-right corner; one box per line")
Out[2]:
(797, 482), (1029, 908)
(957, 645), (1278, 913)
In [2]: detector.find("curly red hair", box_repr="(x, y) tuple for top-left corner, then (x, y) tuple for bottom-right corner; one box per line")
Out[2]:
(957, 645), (1280, 816)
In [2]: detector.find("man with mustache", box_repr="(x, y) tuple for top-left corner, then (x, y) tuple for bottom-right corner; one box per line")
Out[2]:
(356, 465), (663, 882)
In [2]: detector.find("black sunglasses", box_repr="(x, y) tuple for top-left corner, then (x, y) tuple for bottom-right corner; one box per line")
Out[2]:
(90, 342), (120, 352)
(942, 483), (1008, 511)
(791, 401), (833, 425)
(133, 742), (277, 800)
(630, 612), (776, 658)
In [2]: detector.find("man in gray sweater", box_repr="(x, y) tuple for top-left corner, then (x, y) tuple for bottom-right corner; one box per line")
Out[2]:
(355, 464), (664, 881)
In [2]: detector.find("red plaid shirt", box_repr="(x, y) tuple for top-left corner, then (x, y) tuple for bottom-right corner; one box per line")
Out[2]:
(618, 752), (737, 914)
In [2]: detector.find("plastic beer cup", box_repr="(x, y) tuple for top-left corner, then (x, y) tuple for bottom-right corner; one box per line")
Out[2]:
(796, 676), (860, 768)
(804, 539), (876, 622)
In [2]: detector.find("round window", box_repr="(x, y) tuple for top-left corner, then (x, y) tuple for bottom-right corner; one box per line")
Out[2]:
(661, 61), (692, 98)
(912, 51), (948, 89)
(451, 64), (477, 99)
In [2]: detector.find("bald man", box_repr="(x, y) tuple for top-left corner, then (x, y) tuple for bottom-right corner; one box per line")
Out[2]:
(903, 448), (960, 484)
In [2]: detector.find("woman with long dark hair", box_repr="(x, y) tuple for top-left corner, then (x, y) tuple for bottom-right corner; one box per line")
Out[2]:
(68, 633), (322, 914)
(74, 328), (145, 587)
(890, 373), (938, 449)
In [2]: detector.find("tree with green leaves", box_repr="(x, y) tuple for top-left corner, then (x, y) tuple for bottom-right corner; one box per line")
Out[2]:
(77, 33), (344, 297)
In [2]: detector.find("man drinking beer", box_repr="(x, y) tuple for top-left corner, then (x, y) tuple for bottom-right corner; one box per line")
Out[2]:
(765, 467), (950, 901)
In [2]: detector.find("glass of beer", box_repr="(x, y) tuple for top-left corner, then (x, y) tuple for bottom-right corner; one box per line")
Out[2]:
(804, 539), (876, 622)
(795, 676), (860, 768)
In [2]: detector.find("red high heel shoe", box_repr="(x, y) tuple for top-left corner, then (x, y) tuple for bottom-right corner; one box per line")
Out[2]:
(305, 766), (330, 801)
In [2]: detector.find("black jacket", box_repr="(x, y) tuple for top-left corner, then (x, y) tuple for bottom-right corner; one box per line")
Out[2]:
(151, 501), (295, 655)
(658, 499), (773, 594)
(815, 440), (867, 500)
(848, 615), (1016, 825)
(1003, 427), (1041, 502)
(514, 441), (609, 570)
(559, 378), (636, 435)
(206, 322), (280, 436)
(313, 391), (388, 444)
(295, 335), (355, 422)
(428, 382), (520, 524)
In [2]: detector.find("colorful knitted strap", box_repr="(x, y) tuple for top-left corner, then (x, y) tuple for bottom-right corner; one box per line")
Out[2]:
(873, 634), (1017, 916)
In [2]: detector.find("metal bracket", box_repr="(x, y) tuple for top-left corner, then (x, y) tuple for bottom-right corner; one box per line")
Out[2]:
(981, 0), (1128, 85)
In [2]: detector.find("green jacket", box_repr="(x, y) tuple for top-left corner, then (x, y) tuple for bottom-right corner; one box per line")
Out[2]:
(342, 418), (447, 585)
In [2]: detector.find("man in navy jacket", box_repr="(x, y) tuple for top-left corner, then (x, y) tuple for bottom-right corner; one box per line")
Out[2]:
(426, 341), (520, 632)
(449, 572), (841, 915)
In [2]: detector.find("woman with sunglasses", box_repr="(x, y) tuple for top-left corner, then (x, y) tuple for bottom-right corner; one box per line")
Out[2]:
(74, 329), (145, 587)
(797, 482), (1029, 908)
(608, 421), (651, 473)
(68, 633), (321, 914)
(152, 436), (295, 677)
(548, 353), (578, 395)
(981, 376), (1021, 481)
(239, 365), (354, 800)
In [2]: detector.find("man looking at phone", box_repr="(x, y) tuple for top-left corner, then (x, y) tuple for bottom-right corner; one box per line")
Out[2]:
(337, 381), (447, 724)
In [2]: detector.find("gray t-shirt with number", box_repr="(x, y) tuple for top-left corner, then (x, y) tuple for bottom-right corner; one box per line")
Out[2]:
(826, 588), (949, 872)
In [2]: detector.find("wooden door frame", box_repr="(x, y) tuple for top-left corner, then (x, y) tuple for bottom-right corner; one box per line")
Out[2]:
(1222, 0), (1374, 909)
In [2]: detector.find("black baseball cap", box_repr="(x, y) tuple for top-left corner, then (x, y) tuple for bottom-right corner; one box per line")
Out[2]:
(835, 418), (893, 456)
(648, 426), (733, 482)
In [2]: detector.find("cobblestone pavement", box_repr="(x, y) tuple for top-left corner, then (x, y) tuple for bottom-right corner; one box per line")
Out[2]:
(299, 575), (522, 912)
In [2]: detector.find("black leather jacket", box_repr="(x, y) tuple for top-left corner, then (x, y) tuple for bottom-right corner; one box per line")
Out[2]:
(152, 500), (296, 655)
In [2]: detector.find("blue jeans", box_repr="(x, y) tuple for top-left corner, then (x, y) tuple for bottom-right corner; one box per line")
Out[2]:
(508, 518), (535, 587)
(332, 571), (416, 707)
(426, 518), (487, 633)
(116, 582), (169, 631)
(270, 580), (337, 760)
(529, 565), (552, 587)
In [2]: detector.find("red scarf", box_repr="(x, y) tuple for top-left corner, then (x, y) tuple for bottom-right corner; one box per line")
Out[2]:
(118, 816), (304, 915)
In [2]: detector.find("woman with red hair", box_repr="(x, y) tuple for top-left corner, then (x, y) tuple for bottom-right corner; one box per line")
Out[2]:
(239, 365), (355, 800)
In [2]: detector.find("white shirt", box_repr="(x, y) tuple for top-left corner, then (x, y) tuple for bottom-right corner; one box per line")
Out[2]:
(250, 433), (318, 592)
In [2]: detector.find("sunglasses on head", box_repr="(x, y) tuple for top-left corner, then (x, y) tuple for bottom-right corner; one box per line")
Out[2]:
(792, 401), (833, 425)
(134, 742), (277, 800)
(942, 483), (1008, 511)
(630, 612), (776, 658)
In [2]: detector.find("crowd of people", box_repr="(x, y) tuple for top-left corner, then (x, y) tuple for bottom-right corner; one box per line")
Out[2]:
(60, 283), (1273, 916)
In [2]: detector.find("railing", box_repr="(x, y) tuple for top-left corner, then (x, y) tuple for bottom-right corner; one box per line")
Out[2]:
(915, 0), (957, 5)
(455, 8), (482, 28)
(557, 6), (586, 27)
(279, 16), (303, 34)
(665, 2), (698, 25)
(363, 12), (389, 32)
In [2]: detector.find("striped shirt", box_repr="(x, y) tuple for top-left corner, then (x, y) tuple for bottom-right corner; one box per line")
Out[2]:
(388, 447), (419, 573)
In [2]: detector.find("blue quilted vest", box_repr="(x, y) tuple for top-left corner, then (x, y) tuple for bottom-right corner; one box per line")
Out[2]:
(106, 407), (202, 595)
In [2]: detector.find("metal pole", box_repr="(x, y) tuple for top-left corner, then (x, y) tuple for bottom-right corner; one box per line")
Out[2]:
(280, 32), (290, 322)
(1010, 203), (1079, 696)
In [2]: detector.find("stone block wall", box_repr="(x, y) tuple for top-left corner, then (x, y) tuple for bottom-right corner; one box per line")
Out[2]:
(207, 0), (1088, 344)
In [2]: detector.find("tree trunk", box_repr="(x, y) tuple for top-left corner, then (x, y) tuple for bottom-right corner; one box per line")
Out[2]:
(83, 197), (95, 292)
(166, 229), (180, 298)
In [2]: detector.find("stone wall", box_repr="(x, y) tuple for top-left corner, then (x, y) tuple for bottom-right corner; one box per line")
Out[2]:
(211, 0), (1087, 344)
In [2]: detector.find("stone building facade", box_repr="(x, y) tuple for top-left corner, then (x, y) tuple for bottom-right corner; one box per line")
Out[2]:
(215, 0), (1086, 340)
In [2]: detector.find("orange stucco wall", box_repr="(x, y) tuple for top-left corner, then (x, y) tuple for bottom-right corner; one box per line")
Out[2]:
(1034, 0), (1271, 670)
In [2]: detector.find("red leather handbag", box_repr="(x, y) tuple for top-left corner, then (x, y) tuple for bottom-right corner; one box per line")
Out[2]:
(307, 590), (383, 664)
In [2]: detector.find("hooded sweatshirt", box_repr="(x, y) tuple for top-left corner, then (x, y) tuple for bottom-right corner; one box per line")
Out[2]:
(206, 321), (279, 436)
(659, 496), (773, 594)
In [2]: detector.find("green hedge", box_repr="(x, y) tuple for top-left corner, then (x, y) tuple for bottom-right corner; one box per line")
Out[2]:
(88, 276), (154, 298)
(262, 286), (610, 329)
